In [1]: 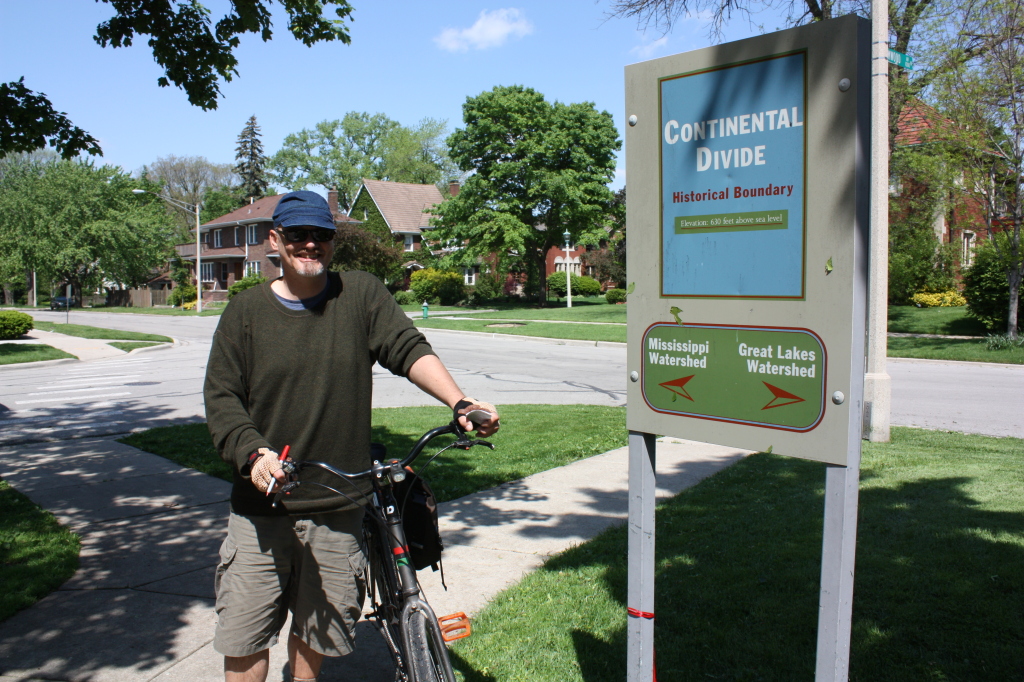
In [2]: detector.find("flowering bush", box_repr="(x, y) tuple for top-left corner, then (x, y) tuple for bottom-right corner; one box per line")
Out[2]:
(910, 291), (966, 308)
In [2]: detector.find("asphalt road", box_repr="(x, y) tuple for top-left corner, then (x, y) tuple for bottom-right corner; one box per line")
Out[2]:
(1, 310), (1020, 445)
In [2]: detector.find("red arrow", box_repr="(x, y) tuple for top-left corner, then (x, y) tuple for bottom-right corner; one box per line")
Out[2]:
(660, 375), (695, 401)
(762, 382), (805, 410)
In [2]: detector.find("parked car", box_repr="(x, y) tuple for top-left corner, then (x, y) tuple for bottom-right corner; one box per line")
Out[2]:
(50, 295), (78, 310)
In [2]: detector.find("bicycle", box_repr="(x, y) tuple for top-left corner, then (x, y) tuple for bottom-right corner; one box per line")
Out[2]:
(272, 418), (494, 682)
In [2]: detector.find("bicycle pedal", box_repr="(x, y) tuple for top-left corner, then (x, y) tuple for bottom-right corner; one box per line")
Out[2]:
(438, 612), (471, 641)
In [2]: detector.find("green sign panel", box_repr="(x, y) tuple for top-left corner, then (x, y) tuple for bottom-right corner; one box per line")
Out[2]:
(887, 48), (913, 70)
(642, 323), (827, 432)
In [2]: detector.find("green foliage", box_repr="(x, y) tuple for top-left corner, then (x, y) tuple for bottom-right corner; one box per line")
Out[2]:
(430, 86), (621, 305)
(409, 268), (464, 305)
(270, 113), (455, 207)
(394, 290), (417, 305)
(169, 284), (197, 307)
(605, 287), (627, 304)
(200, 186), (245, 224)
(0, 78), (101, 159)
(227, 273), (266, 299)
(0, 311), (33, 340)
(547, 272), (602, 298)
(964, 241), (1023, 333)
(0, 159), (175, 295)
(468, 269), (504, 304)
(985, 333), (1024, 350)
(888, 147), (958, 304)
(330, 222), (405, 284)
(234, 115), (268, 200)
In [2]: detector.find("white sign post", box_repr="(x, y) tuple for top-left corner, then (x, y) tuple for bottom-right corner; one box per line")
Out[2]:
(624, 15), (870, 681)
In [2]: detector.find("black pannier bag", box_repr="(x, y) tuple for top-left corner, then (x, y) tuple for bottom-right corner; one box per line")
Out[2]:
(393, 469), (444, 571)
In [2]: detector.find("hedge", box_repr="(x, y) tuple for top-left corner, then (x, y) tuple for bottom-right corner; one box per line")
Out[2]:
(0, 311), (33, 340)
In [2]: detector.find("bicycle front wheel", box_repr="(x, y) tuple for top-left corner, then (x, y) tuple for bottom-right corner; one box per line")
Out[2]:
(402, 599), (456, 682)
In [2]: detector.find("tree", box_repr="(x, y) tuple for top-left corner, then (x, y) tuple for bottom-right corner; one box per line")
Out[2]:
(0, 159), (177, 300)
(235, 115), (269, 201)
(430, 86), (621, 305)
(1, 0), (354, 159)
(583, 186), (627, 287)
(145, 155), (237, 237)
(931, 0), (1024, 336)
(270, 113), (456, 208)
(329, 222), (405, 284)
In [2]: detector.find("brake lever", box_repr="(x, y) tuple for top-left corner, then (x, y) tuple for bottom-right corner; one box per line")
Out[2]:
(453, 438), (495, 450)
(271, 480), (300, 508)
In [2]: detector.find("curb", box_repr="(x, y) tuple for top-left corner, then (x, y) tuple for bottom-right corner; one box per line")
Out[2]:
(125, 340), (176, 355)
(888, 356), (1024, 369)
(419, 326), (627, 348)
(0, 356), (79, 371)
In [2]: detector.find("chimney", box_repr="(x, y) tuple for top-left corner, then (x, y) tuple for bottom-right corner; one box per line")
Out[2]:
(327, 187), (339, 220)
(449, 181), (460, 198)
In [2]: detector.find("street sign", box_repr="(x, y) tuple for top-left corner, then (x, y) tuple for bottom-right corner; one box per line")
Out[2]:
(888, 48), (914, 70)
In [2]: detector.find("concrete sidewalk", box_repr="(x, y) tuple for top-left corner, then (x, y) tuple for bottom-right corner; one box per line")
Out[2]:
(0, 436), (746, 682)
(3, 330), (172, 362)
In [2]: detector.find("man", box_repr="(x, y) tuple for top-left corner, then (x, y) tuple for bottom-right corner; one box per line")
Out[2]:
(203, 191), (499, 682)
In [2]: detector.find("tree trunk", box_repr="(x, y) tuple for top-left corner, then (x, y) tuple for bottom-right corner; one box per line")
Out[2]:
(535, 249), (547, 307)
(1008, 268), (1021, 339)
(2, 284), (12, 306)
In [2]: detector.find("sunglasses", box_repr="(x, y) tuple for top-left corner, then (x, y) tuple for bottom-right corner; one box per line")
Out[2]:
(275, 227), (336, 243)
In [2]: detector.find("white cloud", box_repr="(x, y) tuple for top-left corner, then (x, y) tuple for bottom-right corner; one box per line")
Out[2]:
(630, 35), (669, 59)
(434, 8), (533, 53)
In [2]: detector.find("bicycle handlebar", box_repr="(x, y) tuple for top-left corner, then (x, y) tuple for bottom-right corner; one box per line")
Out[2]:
(271, 419), (494, 506)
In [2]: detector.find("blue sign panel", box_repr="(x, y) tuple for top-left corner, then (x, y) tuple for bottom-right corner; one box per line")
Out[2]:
(661, 52), (806, 298)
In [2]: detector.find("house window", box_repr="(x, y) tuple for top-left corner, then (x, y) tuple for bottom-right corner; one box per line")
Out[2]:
(214, 229), (223, 248)
(247, 225), (259, 244)
(962, 231), (976, 268)
(234, 227), (240, 246)
(245, 260), (261, 277)
(463, 266), (478, 286)
(201, 231), (209, 244)
(404, 235), (415, 252)
(200, 262), (215, 282)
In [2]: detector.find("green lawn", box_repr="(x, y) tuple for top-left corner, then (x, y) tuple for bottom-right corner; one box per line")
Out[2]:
(0, 481), (80, 622)
(888, 336), (1024, 364)
(450, 428), (1024, 681)
(414, 319), (626, 344)
(32, 320), (172, 342)
(887, 305), (988, 336)
(460, 303), (626, 324)
(0, 344), (76, 365)
(77, 305), (225, 316)
(109, 341), (164, 353)
(119, 405), (628, 503)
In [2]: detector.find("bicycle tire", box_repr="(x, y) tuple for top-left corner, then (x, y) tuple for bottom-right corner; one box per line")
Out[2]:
(402, 599), (456, 682)
(365, 519), (409, 681)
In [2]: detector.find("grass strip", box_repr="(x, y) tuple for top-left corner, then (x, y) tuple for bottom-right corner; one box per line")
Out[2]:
(109, 341), (163, 353)
(119, 405), (628, 503)
(0, 343), (75, 365)
(887, 305), (987, 336)
(460, 302), (626, 324)
(76, 305), (225, 316)
(0, 480), (80, 622)
(32, 320), (172, 342)
(450, 428), (1024, 681)
(888, 336), (1024, 364)
(414, 319), (626, 344)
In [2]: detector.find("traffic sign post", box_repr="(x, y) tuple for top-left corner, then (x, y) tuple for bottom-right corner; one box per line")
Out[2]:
(624, 15), (869, 681)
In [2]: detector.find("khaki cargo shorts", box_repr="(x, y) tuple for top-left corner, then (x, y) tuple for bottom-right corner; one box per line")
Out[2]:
(213, 509), (367, 658)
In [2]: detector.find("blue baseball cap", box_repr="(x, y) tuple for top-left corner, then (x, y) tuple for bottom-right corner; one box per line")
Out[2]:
(272, 191), (336, 231)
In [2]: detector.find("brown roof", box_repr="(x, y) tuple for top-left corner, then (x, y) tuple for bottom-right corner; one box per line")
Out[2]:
(201, 193), (360, 230)
(357, 179), (443, 235)
(894, 100), (953, 147)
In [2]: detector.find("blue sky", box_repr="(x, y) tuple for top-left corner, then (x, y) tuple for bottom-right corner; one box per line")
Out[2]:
(1, 1), (784, 194)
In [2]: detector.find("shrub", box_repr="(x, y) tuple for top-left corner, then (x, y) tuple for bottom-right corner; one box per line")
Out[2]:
(910, 291), (966, 307)
(963, 241), (1023, 333)
(606, 288), (627, 304)
(182, 300), (197, 311)
(228, 274), (267, 299)
(394, 290), (417, 305)
(0, 311), (33, 340)
(471, 271), (504, 302)
(169, 284), (197, 307)
(547, 272), (603, 298)
(985, 333), (1024, 350)
(409, 268), (465, 306)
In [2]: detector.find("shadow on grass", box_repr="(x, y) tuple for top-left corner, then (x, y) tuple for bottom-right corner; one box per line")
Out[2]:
(887, 306), (989, 336)
(459, 431), (1023, 681)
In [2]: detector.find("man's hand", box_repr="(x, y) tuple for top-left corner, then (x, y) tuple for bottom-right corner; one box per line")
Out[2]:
(454, 397), (500, 437)
(250, 447), (289, 493)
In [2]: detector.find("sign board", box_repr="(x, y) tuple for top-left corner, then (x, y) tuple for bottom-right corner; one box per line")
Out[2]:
(625, 15), (869, 465)
(887, 48), (914, 70)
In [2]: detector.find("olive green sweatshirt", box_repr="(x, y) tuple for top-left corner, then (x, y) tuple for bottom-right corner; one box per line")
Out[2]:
(203, 271), (435, 516)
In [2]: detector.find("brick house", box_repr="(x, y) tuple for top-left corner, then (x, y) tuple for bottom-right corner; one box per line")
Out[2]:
(174, 190), (357, 300)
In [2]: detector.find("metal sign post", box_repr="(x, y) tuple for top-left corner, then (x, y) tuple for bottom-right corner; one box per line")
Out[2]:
(624, 15), (870, 682)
